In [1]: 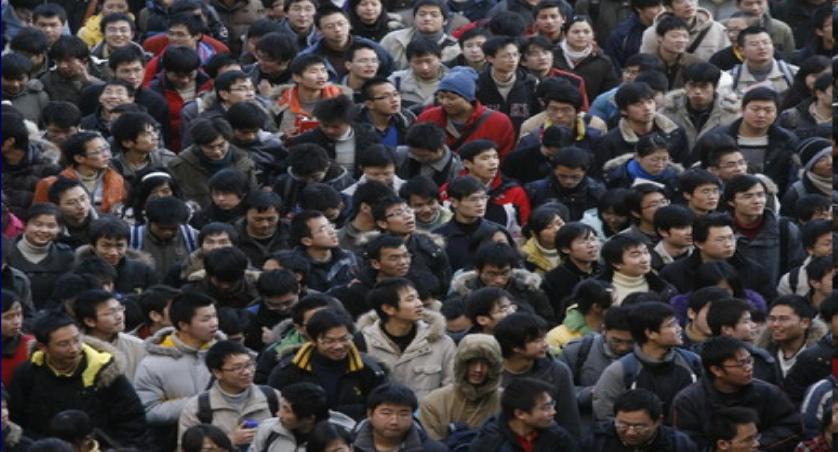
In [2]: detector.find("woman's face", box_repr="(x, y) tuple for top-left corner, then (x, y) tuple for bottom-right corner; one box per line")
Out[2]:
(601, 208), (628, 234)
(565, 21), (593, 50)
(636, 149), (670, 176)
(355, 0), (382, 24)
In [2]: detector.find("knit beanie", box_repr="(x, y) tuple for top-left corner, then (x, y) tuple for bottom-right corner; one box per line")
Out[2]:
(436, 66), (478, 102)
(797, 137), (831, 172)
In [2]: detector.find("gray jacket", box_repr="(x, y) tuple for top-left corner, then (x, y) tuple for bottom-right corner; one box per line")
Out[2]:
(660, 89), (740, 150)
(247, 410), (356, 452)
(734, 210), (805, 287)
(558, 333), (622, 410)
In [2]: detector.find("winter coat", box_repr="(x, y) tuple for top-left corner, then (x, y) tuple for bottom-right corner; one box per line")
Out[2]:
(147, 69), (214, 152)
(268, 342), (387, 420)
(75, 245), (158, 296)
(4, 79), (49, 125)
(542, 259), (600, 321)
(379, 27), (461, 70)
(416, 101), (517, 160)
(253, 318), (303, 384)
(299, 35), (395, 83)
(358, 310), (457, 399)
(354, 418), (449, 452)
(248, 410), (356, 452)
(178, 381), (279, 446)
(39, 69), (103, 106)
(394, 144), (464, 187)
(476, 67), (540, 134)
(79, 84), (173, 146)
(183, 276), (259, 310)
(603, 153), (684, 194)
(5, 239), (75, 310)
(732, 209), (805, 286)
(273, 165), (356, 216)
(208, 0), (263, 56)
(451, 268), (556, 325)
(670, 289), (767, 326)
(285, 122), (382, 178)
(640, 9), (729, 62)
(110, 147), (177, 190)
(661, 248), (777, 299)
(799, 375), (835, 440)
(603, 14), (649, 72)
(519, 236), (559, 275)
(2, 145), (62, 218)
(180, 91), (279, 149)
(356, 106), (416, 148)
(234, 217), (292, 268)
(775, 0), (822, 54)
(592, 345), (701, 421)
(133, 327), (223, 426)
(594, 114), (690, 176)
(558, 333), (622, 411)
(8, 336), (148, 446)
(671, 377), (802, 451)
(1, 262), (34, 315)
(167, 145), (259, 209)
(433, 217), (504, 272)
(660, 89), (741, 150)
(724, 58), (798, 98)
(440, 171), (531, 228)
(525, 174), (606, 222)
(1, 333), (33, 388)
(582, 420), (698, 451)
(405, 230), (452, 295)
(128, 223), (198, 281)
(783, 334), (835, 405)
(575, 0), (633, 49)
(418, 334), (503, 440)
(33, 166), (126, 215)
(780, 172), (838, 218)
(2, 420), (34, 452)
(388, 66), (448, 109)
(692, 340), (782, 386)
(287, 246), (358, 293)
(552, 46), (619, 104)
(778, 99), (828, 141)
(273, 83), (352, 136)
(467, 413), (581, 452)
(545, 307), (593, 350)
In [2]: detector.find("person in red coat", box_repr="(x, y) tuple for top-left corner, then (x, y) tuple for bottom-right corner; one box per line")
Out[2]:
(2, 290), (33, 387)
(416, 66), (517, 160)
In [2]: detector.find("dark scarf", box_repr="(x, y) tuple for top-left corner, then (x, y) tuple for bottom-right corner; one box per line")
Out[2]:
(193, 146), (234, 174)
(349, 12), (390, 41)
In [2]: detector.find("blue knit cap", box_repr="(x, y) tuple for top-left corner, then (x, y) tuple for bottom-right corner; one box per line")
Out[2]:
(436, 66), (479, 102)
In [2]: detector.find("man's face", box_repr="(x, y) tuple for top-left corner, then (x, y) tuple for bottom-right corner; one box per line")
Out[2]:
(811, 153), (833, 178)
(279, 399), (306, 430)
(516, 392), (556, 429)
(564, 231), (600, 264)
(94, 237), (128, 266)
(303, 215), (338, 249)
(552, 165), (586, 189)
(386, 286), (424, 323)
(464, 149), (499, 182)
(364, 164), (396, 188)
(639, 192), (669, 225)
(809, 232), (833, 257)
(56, 57), (87, 80)
(478, 264), (512, 288)
(40, 324), (83, 371)
(604, 329), (635, 355)
(125, 124), (159, 153)
(101, 0), (130, 15)
(315, 325), (352, 361)
(24, 213), (60, 247)
(167, 25), (199, 48)
(2, 75), (27, 96)
(536, 215), (564, 249)
(659, 28), (690, 55)
(75, 137), (112, 171)
(688, 302), (711, 335)
(465, 358), (490, 385)
(114, 61), (145, 89)
(622, 65), (641, 83)
(1, 302), (23, 339)
(409, 53), (442, 82)
(713, 347), (754, 387)
(368, 403), (414, 441)
(661, 225), (693, 248)
(346, 48), (379, 81)
(518, 335), (549, 360)
(318, 120), (351, 141)
(408, 194), (441, 224)
(437, 91), (472, 118)
(255, 51), (289, 76)
(99, 84), (133, 111)
(669, 0), (697, 20)
(86, 298), (126, 336)
(318, 12), (350, 46)
(295, 63), (329, 91)
(648, 316), (683, 347)
(623, 98), (656, 124)
(522, 45), (553, 75)
(717, 422), (760, 452)
(366, 82), (401, 115)
(264, 292), (298, 315)
(487, 44), (520, 74)
(149, 222), (179, 242)
(725, 17), (749, 46)
(741, 32), (774, 65)
(544, 100), (576, 128)
(710, 152), (748, 181)
(462, 35), (487, 63)
(214, 353), (255, 392)
(181, 305), (219, 343)
(728, 183), (766, 218)
(379, 203), (416, 235)
(408, 146), (444, 164)
(57, 186), (92, 225)
(697, 225), (736, 260)
(220, 78), (255, 105)
(35, 15), (63, 45)
(685, 81), (714, 110)
(166, 68), (198, 91)
(477, 297), (515, 331)
(201, 232), (233, 253)
(738, 0), (766, 17)
(372, 245), (411, 277)
(414, 5), (445, 33)
(246, 207), (280, 239)
(104, 20), (134, 49)
(199, 136), (230, 161)
(534, 7), (564, 35)
(816, 14), (833, 48)
(684, 183), (720, 213)
(767, 305), (809, 345)
(354, 0), (381, 23)
(451, 191), (487, 220)
(286, 0), (316, 31)
(615, 409), (660, 447)
(614, 244), (652, 277)
(726, 311), (757, 342)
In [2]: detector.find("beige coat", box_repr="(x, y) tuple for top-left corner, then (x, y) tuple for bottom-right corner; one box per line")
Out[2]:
(418, 334), (503, 441)
(660, 88), (740, 149)
(379, 27), (461, 70)
(640, 9), (729, 62)
(359, 310), (456, 399)
(112, 332), (146, 381)
(722, 59), (798, 98)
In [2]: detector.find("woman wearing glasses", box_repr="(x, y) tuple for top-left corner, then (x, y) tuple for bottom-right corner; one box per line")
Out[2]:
(603, 132), (683, 194)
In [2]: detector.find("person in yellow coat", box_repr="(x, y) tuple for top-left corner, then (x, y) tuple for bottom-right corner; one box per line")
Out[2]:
(77, 0), (134, 47)
(546, 279), (614, 351)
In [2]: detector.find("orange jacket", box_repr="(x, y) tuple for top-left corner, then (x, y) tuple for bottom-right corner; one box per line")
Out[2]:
(33, 166), (126, 214)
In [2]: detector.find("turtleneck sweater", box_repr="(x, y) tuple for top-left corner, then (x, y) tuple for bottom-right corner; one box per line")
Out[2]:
(612, 271), (649, 305)
(16, 236), (50, 264)
(534, 240), (560, 268)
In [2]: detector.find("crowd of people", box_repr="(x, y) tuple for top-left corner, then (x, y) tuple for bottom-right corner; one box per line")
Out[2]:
(0, 0), (836, 449)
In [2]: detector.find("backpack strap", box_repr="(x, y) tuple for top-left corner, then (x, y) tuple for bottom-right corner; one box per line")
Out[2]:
(731, 65), (742, 92)
(262, 430), (281, 452)
(674, 348), (703, 382)
(778, 216), (790, 277)
(788, 265), (801, 294)
(180, 225), (198, 253)
(196, 392), (213, 425)
(621, 353), (641, 390)
(778, 60), (794, 88)
(450, 110), (492, 151)
(687, 26), (712, 54)
(258, 385), (279, 415)
(129, 225), (144, 250)
(573, 335), (596, 385)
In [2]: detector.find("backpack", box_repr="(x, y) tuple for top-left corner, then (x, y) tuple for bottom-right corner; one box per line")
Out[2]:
(129, 224), (198, 253)
(196, 385), (279, 425)
(445, 422), (480, 452)
(730, 60), (795, 93)
(619, 348), (702, 390)
(571, 334), (597, 384)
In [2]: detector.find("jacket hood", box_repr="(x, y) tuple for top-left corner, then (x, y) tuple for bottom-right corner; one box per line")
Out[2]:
(450, 268), (543, 296)
(602, 152), (685, 174)
(269, 318), (297, 344)
(354, 229), (447, 251)
(617, 114), (680, 143)
(357, 309), (449, 343)
(29, 335), (127, 389)
(143, 326), (226, 358)
(74, 244), (157, 269)
(652, 8), (713, 30)
(662, 88), (740, 115)
(453, 334), (503, 400)
(755, 316), (829, 350)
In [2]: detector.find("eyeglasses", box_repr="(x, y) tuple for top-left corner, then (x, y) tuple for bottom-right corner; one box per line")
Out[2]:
(228, 85), (255, 92)
(385, 207), (414, 218)
(481, 267), (512, 279)
(167, 30), (192, 39)
(353, 57), (379, 65)
(221, 360), (256, 373)
(718, 159), (747, 170)
(641, 199), (670, 210)
(318, 334), (353, 346)
(490, 303), (516, 316)
(615, 420), (654, 433)
(710, 235), (735, 244)
(85, 145), (111, 157)
(321, 21), (349, 30)
(722, 356), (754, 369)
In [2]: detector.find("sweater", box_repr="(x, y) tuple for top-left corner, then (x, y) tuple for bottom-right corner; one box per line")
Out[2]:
(612, 271), (650, 304)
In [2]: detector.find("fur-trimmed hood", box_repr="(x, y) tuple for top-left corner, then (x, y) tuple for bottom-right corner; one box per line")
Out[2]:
(28, 334), (127, 389)
(74, 244), (156, 269)
(354, 229), (447, 253)
(602, 152), (686, 174)
(357, 309), (448, 344)
(755, 316), (830, 351)
(454, 334), (503, 400)
(662, 88), (739, 115)
(450, 268), (543, 297)
(143, 326), (226, 358)
(617, 114), (680, 144)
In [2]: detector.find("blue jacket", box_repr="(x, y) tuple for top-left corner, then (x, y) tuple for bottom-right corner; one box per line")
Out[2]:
(299, 35), (395, 83)
(603, 14), (648, 72)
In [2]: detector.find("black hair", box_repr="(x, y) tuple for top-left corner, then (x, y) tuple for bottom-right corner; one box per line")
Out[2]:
(371, 196), (408, 225)
(312, 95), (356, 124)
(203, 53), (240, 79)
(708, 407), (760, 445)
(624, 183), (668, 221)
(487, 10), (527, 36)
(366, 382), (419, 412)
(2, 289), (21, 313)
(695, 261), (746, 296)
(405, 122), (445, 151)
(361, 77), (395, 102)
(245, 190), (282, 213)
(291, 294), (333, 326)
(501, 377), (554, 418)
(655, 15), (689, 36)
(707, 297), (752, 336)
(447, 175), (485, 201)
(9, 27), (49, 56)
(205, 339), (251, 371)
(722, 174), (766, 207)
(458, 139), (497, 163)
(214, 69), (250, 94)
(169, 290), (216, 331)
(623, 292), (663, 307)
(168, 12), (206, 36)
(305, 421), (352, 452)
(198, 222), (238, 246)
(412, 0), (448, 17)
(458, 27), (489, 47)
(181, 424), (233, 452)
(800, 219), (832, 250)
(47, 177), (85, 205)
(635, 132), (669, 158)
(806, 255), (833, 284)
(624, 53), (664, 72)
(768, 295), (816, 320)
(219, 307), (247, 341)
(601, 234), (646, 270)
(687, 286), (727, 317)
(482, 36), (518, 58)
(204, 247), (248, 282)
(615, 82), (655, 111)
(494, 312), (547, 358)
(49, 35), (89, 62)
(305, 307), (355, 340)
(604, 305), (632, 331)
(62, 131), (103, 167)
(819, 291), (838, 322)
(692, 212), (733, 243)
(525, 203), (568, 240)
(73, 256), (118, 285)
(74, 289), (116, 327)
(740, 86), (779, 109)
(634, 70), (668, 93)
(314, 3), (348, 27)
(255, 32), (298, 63)
(161, 45), (201, 74)
(299, 183), (343, 212)
(89, 216), (130, 244)
(554, 222), (597, 257)
(794, 194), (831, 223)
(290, 53), (326, 76)
(630, 0), (662, 10)
(406, 38), (442, 60)
(701, 335), (746, 377)
(533, 0), (565, 16)
(43, 100), (82, 128)
(282, 382), (330, 422)
(628, 302), (676, 344)
(1, 110), (29, 152)
(358, 144), (396, 169)
(364, 233), (406, 262)
(108, 45), (145, 71)
(366, 277), (415, 320)
(571, 279), (614, 315)
(138, 285), (180, 324)
(145, 196), (189, 226)
(678, 168), (721, 196)
(465, 287), (512, 324)
(2, 52), (32, 79)
(352, 182), (394, 221)
(613, 388), (663, 419)
(653, 204), (693, 234)
(49, 409), (92, 445)
(537, 77), (584, 111)
(111, 111), (158, 146)
(31, 310), (77, 345)
(735, 25), (769, 47)
(190, 117), (232, 145)
(474, 242), (520, 270)
(208, 168), (249, 198)
(257, 269), (299, 297)
(399, 175), (440, 202)
(287, 143), (330, 176)
(99, 12), (134, 34)
(682, 62), (722, 86)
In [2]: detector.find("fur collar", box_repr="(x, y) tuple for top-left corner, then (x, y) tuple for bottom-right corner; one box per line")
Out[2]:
(143, 326), (226, 358)
(602, 152), (685, 173)
(74, 244), (156, 269)
(617, 114), (680, 143)
(755, 316), (830, 351)
(28, 334), (127, 389)
(357, 309), (448, 343)
(450, 268), (542, 296)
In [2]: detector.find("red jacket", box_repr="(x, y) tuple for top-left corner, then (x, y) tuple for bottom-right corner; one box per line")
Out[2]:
(440, 171), (531, 226)
(2, 333), (33, 387)
(147, 71), (213, 152)
(416, 101), (516, 161)
(142, 34), (230, 57)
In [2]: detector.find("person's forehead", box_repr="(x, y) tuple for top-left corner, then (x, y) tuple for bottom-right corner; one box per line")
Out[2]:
(743, 31), (771, 41)
(616, 409), (653, 422)
(736, 183), (765, 195)
(416, 4), (443, 13)
(351, 48), (377, 59)
(623, 244), (647, 254)
(536, 6), (561, 15)
(248, 206), (279, 216)
(769, 305), (797, 316)
(706, 225), (733, 236)
(49, 324), (80, 342)
(60, 186), (87, 200)
(36, 15), (64, 23)
(105, 19), (132, 28)
(374, 402), (413, 411)
(319, 11), (347, 23)
(29, 213), (59, 223)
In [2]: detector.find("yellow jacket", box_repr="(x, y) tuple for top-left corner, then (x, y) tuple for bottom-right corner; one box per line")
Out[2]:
(77, 12), (136, 47)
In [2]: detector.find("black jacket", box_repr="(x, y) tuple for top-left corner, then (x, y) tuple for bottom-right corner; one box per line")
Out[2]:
(288, 246), (359, 293)
(5, 240), (75, 310)
(552, 47), (619, 103)
(273, 164), (356, 216)
(595, 115), (690, 176)
(780, 174), (838, 217)
(286, 123), (382, 178)
(692, 341), (782, 387)
(468, 413), (580, 452)
(1, 145), (61, 218)
(783, 333), (835, 405)
(234, 218), (292, 268)
(79, 84), (172, 146)
(778, 98), (823, 140)
(433, 217), (503, 272)
(709, 46), (743, 71)
(581, 420), (698, 452)
(183, 277), (259, 310)
(542, 260), (599, 322)
(327, 268), (377, 320)
(476, 67), (540, 134)
(356, 106), (416, 148)
(501, 143), (552, 184)
(525, 174), (606, 221)
(671, 377), (802, 452)
(659, 250), (777, 301)
(243, 301), (291, 353)
(405, 231), (452, 295)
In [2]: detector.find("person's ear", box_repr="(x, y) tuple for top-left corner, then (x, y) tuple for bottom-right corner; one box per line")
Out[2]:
(149, 310), (163, 324)
(370, 258), (382, 271)
(300, 236), (313, 247)
(381, 303), (398, 317)
(375, 219), (389, 231)
(344, 60), (353, 72)
(476, 315), (490, 327)
(687, 308), (696, 321)
(211, 368), (224, 381)
(82, 317), (98, 330)
(709, 364), (725, 379)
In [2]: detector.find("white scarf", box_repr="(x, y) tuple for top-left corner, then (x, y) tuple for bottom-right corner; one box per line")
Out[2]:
(559, 41), (593, 69)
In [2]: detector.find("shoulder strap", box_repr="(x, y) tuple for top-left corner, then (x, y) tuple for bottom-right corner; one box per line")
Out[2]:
(258, 385), (279, 415)
(687, 26), (712, 54)
(778, 61), (794, 87)
(451, 110), (492, 151)
(196, 392), (213, 425)
(674, 348), (703, 381)
(788, 265), (800, 294)
(262, 430), (281, 452)
(731, 65), (742, 91)
(778, 217), (790, 275)
(181, 225), (198, 252)
(129, 225), (144, 250)
(573, 335), (596, 384)
(621, 353), (641, 390)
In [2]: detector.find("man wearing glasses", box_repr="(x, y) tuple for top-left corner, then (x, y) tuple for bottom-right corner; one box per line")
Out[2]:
(671, 336), (801, 450)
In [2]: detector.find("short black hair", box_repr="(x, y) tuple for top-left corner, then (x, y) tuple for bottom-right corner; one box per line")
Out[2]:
(364, 233), (405, 261)
(459, 139), (497, 162)
(613, 388), (663, 419)
(203, 53), (240, 79)
(501, 377), (554, 418)
(160, 45), (201, 74)
(740, 86), (779, 109)
(305, 307), (354, 340)
(2, 52), (32, 79)
(634, 70), (668, 93)
(624, 53), (664, 72)
(43, 101), (81, 128)
(138, 285), (180, 324)
(406, 38), (442, 60)
(635, 132), (669, 158)
(181, 425), (233, 452)
(736, 25), (769, 47)
(145, 196), (190, 226)
(806, 255), (833, 284)
(111, 111), (158, 145)
(526, 202), (569, 239)
(73, 289), (116, 328)
(571, 279), (614, 315)
(678, 168), (721, 196)
(800, 219), (831, 250)
(794, 194), (831, 223)
(447, 175), (485, 201)
(9, 27), (49, 56)
(465, 287), (512, 324)
(245, 190), (282, 213)
(358, 144), (396, 169)
(361, 77), (395, 102)
(290, 53), (326, 76)
(367, 277), (415, 320)
(708, 407), (760, 445)
(625, 183), (667, 221)
(701, 335), (746, 377)
(312, 95), (356, 124)
(536, 76), (583, 111)
(108, 45), (146, 71)
(89, 216), (131, 245)
(655, 15), (688, 36)
(474, 242), (520, 270)
(214, 70), (250, 95)
(345, 40), (378, 62)
(287, 143), (330, 176)
(768, 295), (816, 320)
(482, 36), (518, 58)
(255, 32), (298, 62)
(722, 174), (766, 207)
(405, 122), (445, 151)
(208, 168), (249, 198)
(198, 222), (238, 246)
(601, 234), (647, 270)
(1, 110), (29, 152)
(819, 291), (838, 322)
(168, 12), (205, 35)
(99, 12), (134, 34)
(32, 310), (77, 345)
(628, 302), (675, 344)
(169, 291), (216, 331)
(487, 10), (526, 36)
(653, 204), (693, 235)
(371, 196), (408, 224)
(282, 382), (330, 422)
(190, 117), (232, 145)
(291, 294), (332, 326)
(49, 35), (89, 62)
(256, 269), (299, 297)
(615, 82), (655, 111)
(707, 297), (752, 336)
(683, 62), (721, 86)
(204, 247), (248, 282)
(314, 3), (348, 27)
(494, 312), (547, 358)
(300, 183), (342, 212)
(458, 27), (488, 47)
(604, 305), (632, 331)
(554, 222), (597, 257)
(366, 382), (419, 412)
(205, 339), (251, 371)
(62, 131), (102, 167)
(353, 180), (395, 215)
(47, 177), (85, 205)
(692, 212), (733, 243)
(399, 175), (440, 202)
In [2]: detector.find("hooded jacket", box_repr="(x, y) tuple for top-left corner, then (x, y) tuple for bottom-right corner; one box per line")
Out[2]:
(4, 79), (49, 125)
(671, 377), (802, 451)
(248, 410), (356, 452)
(594, 114), (690, 176)
(8, 336), (148, 446)
(133, 326), (223, 425)
(451, 268), (557, 325)
(379, 27), (461, 70)
(467, 413), (581, 452)
(639, 9), (729, 62)
(603, 153), (684, 193)
(5, 238), (75, 308)
(418, 334), (504, 441)
(358, 310), (457, 399)
(167, 145), (259, 209)
(660, 89), (740, 149)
